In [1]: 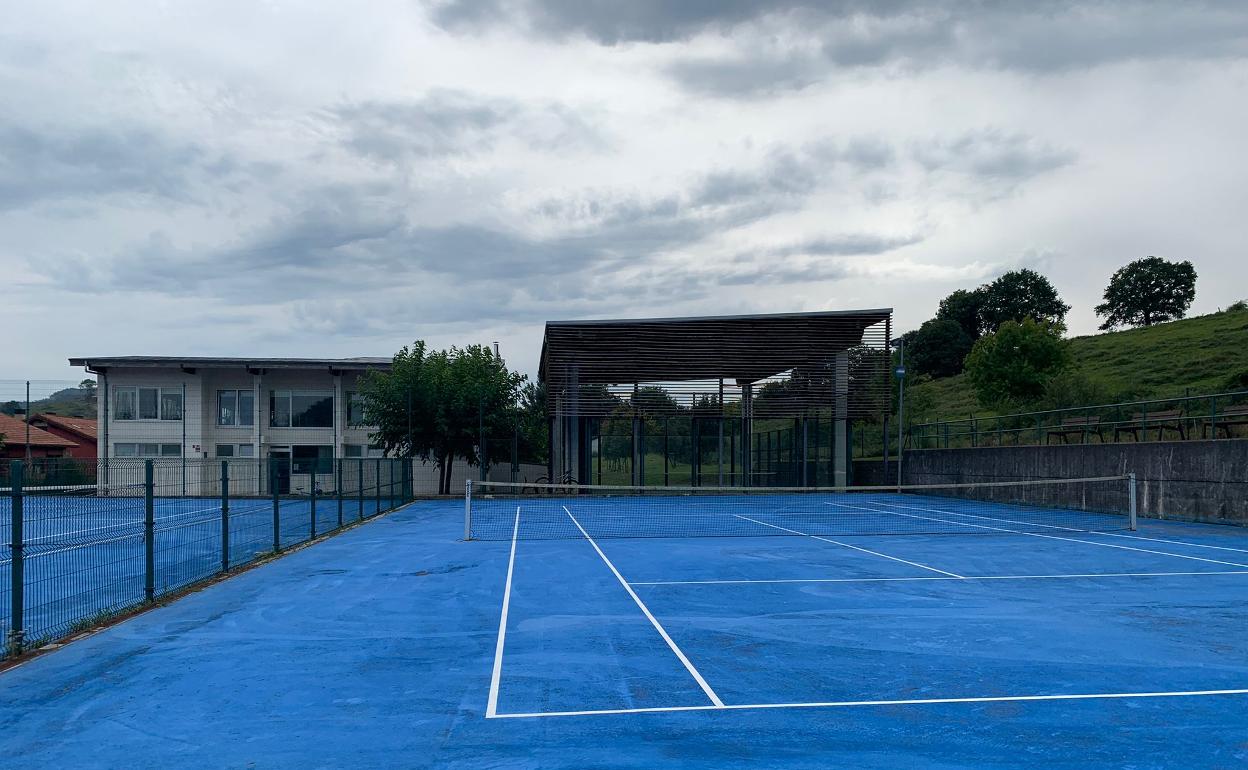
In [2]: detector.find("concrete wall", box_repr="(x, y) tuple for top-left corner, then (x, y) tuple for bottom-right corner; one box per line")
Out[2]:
(854, 439), (1248, 526)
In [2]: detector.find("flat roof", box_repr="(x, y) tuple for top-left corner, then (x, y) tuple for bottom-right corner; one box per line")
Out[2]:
(69, 356), (392, 371)
(540, 308), (893, 385)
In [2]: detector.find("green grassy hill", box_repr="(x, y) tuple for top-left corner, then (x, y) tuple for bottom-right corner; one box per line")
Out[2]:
(905, 306), (1248, 424)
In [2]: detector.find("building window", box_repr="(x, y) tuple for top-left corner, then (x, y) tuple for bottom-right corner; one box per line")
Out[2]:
(114, 389), (136, 421)
(216, 444), (255, 458)
(113, 387), (182, 421)
(292, 445), (332, 474)
(160, 389), (182, 421)
(344, 444), (362, 458)
(346, 391), (369, 427)
(115, 443), (182, 457)
(270, 391), (333, 428)
(218, 390), (255, 427)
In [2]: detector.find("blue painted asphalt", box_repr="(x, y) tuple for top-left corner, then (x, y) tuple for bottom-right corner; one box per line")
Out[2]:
(2, 499), (1247, 768)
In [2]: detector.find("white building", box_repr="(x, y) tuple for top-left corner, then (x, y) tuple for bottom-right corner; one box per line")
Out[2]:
(69, 356), (397, 494)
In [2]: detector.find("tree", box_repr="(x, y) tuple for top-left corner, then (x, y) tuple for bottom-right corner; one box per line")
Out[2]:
(936, 288), (987, 340)
(1094, 257), (1197, 330)
(360, 341), (526, 494)
(978, 269), (1070, 333)
(965, 318), (1072, 408)
(906, 318), (974, 378)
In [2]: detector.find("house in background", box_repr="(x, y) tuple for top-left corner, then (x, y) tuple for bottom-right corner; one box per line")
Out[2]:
(68, 356), (395, 493)
(0, 413), (78, 459)
(27, 414), (97, 459)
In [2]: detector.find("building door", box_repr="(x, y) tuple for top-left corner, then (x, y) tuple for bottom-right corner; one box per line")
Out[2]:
(270, 448), (292, 494)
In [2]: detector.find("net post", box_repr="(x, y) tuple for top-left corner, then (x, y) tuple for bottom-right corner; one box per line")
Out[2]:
(1128, 472), (1138, 530)
(271, 457), (281, 554)
(144, 460), (155, 602)
(464, 479), (473, 541)
(220, 460), (230, 573)
(8, 460), (25, 657)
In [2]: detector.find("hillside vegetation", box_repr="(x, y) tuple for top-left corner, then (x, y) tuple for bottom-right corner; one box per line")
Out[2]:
(906, 306), (1248, 423)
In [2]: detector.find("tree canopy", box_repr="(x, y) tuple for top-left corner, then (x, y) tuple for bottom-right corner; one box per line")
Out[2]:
(907, 318), (974, 379)
(935, 288), (986, 340)
(965, 318), (1071, 408)
(360, 342), (527, 494)
(1094, 257), (1197, 330)
(978, 269), (1070, 333)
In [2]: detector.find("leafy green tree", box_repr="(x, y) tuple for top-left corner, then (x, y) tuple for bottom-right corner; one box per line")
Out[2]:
(979, 269), (1070, 332)
(965, 318), (1072, 408)
(361, 341), (526, 494)
(1094, 257), (1197, 330)
(936, 288), (987, 340)
(906, 318), (974, 378)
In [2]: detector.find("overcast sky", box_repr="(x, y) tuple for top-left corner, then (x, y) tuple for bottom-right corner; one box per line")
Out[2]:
(5, 0), (1248, 383)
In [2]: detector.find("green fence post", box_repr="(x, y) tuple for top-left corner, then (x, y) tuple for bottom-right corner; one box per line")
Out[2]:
(358, 458), (365, 521)
(1210, 396), (1218, 440)
(272, 458), (281, 553)
(220, 460), (230, 573)
(144, 460), (155, 602)
(336, 459), (344, 529)
(310, 461), (318, 540)
(1035, 416), (1042, 445)
(8, 461), (25, 657)
(375, 458), (381, 515)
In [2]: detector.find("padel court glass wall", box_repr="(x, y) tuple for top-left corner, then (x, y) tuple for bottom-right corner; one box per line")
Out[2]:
(583, 412), (851, 488)
(541, 310), (893, 489)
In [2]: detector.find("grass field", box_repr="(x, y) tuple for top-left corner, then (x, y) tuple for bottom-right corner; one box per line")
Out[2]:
(907, 306), (1248, 423)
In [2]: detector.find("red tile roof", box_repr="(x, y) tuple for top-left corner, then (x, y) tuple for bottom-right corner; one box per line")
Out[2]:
(0, 414), (77, 448)
(32, 413), (97, 441)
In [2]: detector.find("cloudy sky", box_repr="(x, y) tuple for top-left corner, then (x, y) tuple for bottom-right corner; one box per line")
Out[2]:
(5, 0), (1248, 382)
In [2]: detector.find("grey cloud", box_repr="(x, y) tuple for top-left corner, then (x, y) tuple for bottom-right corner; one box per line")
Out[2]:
(0, 121), (224, 211)
(331, 90), (604, 162)
(913, 130), (1076, 187)
(446, 1), (1248, 97)
(664, 50), (825, 98)
(430, 0), (823, 44)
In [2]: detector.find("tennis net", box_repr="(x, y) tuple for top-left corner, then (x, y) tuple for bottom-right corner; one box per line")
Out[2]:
(464, 475), (1137, 540)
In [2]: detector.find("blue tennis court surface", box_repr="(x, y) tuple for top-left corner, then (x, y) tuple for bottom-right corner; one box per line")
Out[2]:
(3, 496), (1248, 768)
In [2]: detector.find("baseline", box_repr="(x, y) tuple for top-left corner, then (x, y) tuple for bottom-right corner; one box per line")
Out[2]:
(491, 688), (1248, 719)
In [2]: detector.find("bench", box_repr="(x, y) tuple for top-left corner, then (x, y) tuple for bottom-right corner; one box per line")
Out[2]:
(1113, 409), (1187, 442)
(1204, 404), (1248, 438)
(1046, 416), (1104, 444)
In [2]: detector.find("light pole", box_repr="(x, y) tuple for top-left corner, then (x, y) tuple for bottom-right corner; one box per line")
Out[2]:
(895, 340), (906, 489)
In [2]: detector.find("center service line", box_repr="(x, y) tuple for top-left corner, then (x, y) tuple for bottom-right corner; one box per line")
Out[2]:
(561, 505), (725, 709)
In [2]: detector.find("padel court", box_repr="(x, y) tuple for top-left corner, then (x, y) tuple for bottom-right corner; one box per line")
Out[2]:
(478, 488), (1248, 722)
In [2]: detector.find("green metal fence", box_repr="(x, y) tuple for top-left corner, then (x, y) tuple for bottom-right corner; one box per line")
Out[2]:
(2, 457), (412, 660)
(908, 390), (1248, 450)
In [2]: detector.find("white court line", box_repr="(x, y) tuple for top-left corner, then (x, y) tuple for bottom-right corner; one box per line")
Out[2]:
(485, 506), (521, 718)
(560, 505), (725, 709)
(491, 688), (1248, 719)
(733, 514), (965, 579)
(843, 501), (1248, 569)
(877, 501), (1248, 555)
(631, 570), (1248, 586)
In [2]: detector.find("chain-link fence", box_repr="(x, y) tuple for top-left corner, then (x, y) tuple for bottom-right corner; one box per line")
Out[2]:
(2, 456), (412, 660)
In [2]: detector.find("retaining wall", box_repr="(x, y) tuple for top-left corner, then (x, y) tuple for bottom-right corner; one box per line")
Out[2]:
(854, 439), (1248, 526)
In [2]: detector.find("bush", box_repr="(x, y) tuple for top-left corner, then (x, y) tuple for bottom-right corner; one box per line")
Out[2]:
(966, 318), (1072, 409)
